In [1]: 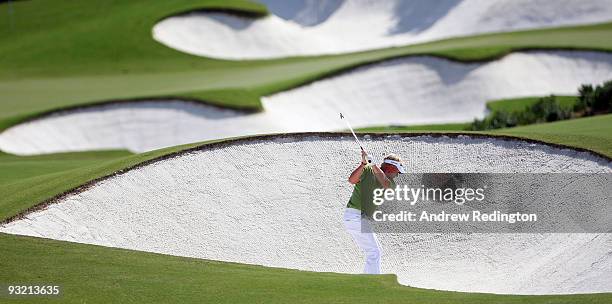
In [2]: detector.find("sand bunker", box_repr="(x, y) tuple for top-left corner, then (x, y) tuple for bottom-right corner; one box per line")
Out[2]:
(152, 0), (612, 59)
(261, 51), (612, 130)
(2, 134), (611, 295)
(0, 100), (275, 155)
(2, 51), (612, 155)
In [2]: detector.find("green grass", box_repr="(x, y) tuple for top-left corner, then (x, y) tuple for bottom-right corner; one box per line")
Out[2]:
(181, 88), (264, 111)
(2, 0), (612, 131)
(0, 150), (132, 185)
(357, 123), (471, 132)
(491, 114), (612, 157)
(2, 233), (611, 303)
(486, 96), (578, 113)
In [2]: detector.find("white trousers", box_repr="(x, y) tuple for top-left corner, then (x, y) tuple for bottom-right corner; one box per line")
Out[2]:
(343, 208), (382, 274)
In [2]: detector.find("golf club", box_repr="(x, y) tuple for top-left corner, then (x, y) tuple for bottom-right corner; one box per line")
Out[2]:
(340, 112), (371, 163)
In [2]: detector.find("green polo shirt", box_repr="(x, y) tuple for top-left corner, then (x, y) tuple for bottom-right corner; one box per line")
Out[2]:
(347, 164), (396, 218)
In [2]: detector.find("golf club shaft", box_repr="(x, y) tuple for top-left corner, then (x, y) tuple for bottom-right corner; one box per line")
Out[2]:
(340, 113), (371, 162)
(347, 125), (363, 150)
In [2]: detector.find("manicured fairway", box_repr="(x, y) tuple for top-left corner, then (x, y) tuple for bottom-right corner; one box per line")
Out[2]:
(0, 150), (131, 185)
(2, 233), (611, 303)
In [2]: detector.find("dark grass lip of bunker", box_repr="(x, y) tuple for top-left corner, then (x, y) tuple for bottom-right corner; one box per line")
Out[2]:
(2, 51), (612, 155)
(1, 134), (611, 295)
(152, 0), (612, 59)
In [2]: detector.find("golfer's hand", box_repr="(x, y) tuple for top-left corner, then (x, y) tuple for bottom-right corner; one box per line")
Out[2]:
(361, 149), (369, 165)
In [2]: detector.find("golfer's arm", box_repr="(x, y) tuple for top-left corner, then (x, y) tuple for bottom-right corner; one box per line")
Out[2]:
(348, 163), (366, 184)
(371, 165), (391, 188)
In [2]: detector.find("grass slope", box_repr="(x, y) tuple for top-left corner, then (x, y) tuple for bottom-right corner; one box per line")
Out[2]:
(0, 150), (131, 185)
(1, 233), (611, 303)
(491, 114), (612, 157)
(487, 96), (578, 113)
(2, 0), (612, 130)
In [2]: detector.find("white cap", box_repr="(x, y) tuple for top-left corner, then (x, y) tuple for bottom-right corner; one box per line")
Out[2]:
(383, 159), (406, 173)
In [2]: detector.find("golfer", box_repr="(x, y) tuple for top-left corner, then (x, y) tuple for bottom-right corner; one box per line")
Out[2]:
(344, 150), (405, 274)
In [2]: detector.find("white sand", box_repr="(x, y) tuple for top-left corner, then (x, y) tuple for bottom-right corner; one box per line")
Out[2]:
(152, 0), (612, 59)
(2, 51), (612, 155)
(1, 135), (611, 294)
(0, 101), (276, 155)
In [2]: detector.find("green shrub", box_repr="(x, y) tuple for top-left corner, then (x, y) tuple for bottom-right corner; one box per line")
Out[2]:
(471, 80), (611, 130)
(530, 96), (558, 122)
(574, 84), (593, 113)
(593, 80), (612, 113)
(574, 81), (612, 115)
